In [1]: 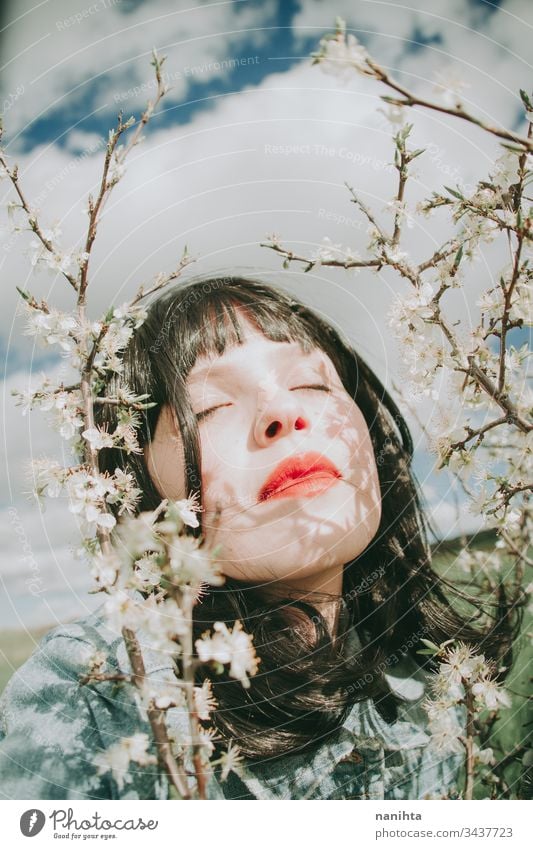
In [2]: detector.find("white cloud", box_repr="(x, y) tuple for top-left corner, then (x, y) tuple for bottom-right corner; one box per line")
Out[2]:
(1, 0), (279, 140)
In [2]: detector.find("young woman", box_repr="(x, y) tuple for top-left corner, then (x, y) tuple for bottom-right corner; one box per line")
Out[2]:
(0, 276), (516, 800)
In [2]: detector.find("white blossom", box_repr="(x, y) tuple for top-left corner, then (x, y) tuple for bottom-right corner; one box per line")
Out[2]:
(82, 426), (115, 450)
(310, 236), (359, 266)
(106, 467), (141, 516)
(385, 246), (411, 265)
(438, 643), (485, 684)
(219, 741), (243, 782)
(137, 596), (188, 655)
(472, 678), (512, 710)
(107, 161), (126, 185)
(66, 469), (118, 530)
(54, 398), (84, 440)
(24, 307), (78, 352)
(141, 677), (185, 710)
(129, 554), (163, 591)
(30, 457), (66, 501)
(194, 679), (217, 721)
(112, 302), (148, 329)
(167, 535), (224, 587)
(474, 744), (496, 766)
(313, 20), (375, 81)
(114, 511), (163, 564)
(93, 733), (156, 791)
(384, 200), (415, 229)
(433, 67), (470, 107)
(196, 620), (259, 688)
(90, 550), (120, 589)
(491, 151), (520, 191)
(425, 702), (464, 754)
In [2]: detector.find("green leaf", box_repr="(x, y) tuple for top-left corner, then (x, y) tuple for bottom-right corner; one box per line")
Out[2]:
(420, 638), (441, 652)
(444, 185), (464, 200)
(380, 95), (408, 107)
(16, 286), (31, 301)
(519, 89), (532, 111)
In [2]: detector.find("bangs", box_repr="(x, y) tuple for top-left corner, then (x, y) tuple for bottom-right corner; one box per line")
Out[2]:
(158, 278), (317, 377)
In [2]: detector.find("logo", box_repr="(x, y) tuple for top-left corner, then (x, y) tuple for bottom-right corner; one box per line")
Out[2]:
(20, 809), (46, 837)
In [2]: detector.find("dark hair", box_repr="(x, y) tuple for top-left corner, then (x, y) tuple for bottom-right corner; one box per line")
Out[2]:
(95, 275), (519, 760)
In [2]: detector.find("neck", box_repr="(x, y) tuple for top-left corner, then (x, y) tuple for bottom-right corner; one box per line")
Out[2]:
(264, 563), (344, 639)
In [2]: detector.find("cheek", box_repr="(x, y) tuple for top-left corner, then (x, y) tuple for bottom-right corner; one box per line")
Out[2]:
(338, 404), (381, 513)
(145, 434), (188, 501)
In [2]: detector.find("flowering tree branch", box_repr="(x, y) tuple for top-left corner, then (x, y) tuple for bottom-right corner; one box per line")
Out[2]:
(0, 151), (79, 291)
(311, 17), (533, 153)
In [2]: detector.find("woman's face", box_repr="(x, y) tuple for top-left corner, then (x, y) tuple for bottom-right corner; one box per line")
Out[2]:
(146, 312), (382, 590)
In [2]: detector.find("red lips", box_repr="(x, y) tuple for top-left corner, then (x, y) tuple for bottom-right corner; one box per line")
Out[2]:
(258, 451), (342, 502)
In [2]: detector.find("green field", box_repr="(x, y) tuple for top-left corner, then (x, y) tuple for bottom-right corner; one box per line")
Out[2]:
(0, 625), (55, 694)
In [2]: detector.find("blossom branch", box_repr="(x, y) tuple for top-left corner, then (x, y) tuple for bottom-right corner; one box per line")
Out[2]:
(78, 113), (134, 305)
(123, 625), (192, 800)
(497, 129), (532, 393)
(0, 145), (79, 291)
(259, 239), (382, 273)
(92, 395), (157, 411)
(345, 183), (387, 240)
(118, 49), (169, 163)
(460, 683), (477, 800)
(179, 586), (208, 801)
(464, 356), (531, 433)
(311, 19), (533, 151)
(368, 63), (533, 153)
(130, 246), (194, 305)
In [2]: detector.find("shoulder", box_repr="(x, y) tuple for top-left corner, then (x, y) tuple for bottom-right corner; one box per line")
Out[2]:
(0, 601), (165, 800)
(0, 604), (112, 715)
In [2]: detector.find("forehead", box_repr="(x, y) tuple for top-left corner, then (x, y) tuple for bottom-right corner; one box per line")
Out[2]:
(187, 316), (330, 386)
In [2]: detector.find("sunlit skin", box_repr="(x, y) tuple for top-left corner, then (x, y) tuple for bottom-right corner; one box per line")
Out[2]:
(145, 312), (382, 627)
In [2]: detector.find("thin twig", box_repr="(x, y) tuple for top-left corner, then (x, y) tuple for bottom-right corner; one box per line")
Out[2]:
(368, 59), (533, 152)
(461, 684), (476, 800)
(0, 150), (79, 291)
(178, 586), (208, 801)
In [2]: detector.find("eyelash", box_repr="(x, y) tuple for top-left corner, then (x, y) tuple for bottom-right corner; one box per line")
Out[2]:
(195, 384), (330, 422)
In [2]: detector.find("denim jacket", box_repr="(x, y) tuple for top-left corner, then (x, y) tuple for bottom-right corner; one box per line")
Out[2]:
(0, 599), (463, 800)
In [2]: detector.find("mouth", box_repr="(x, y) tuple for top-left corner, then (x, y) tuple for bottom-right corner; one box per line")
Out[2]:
(258, 451), (342, 502)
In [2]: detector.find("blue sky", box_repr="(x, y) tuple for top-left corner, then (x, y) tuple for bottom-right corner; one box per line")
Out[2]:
(2, 0), (525, 152)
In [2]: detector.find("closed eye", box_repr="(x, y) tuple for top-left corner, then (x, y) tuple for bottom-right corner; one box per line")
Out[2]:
(290, 384), (331, 392)
(195, 402), (232, 422)
(196, 385), (330, 421)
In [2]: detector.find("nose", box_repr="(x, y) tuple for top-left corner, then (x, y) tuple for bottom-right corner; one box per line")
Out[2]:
(253, 391), (309, 447)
